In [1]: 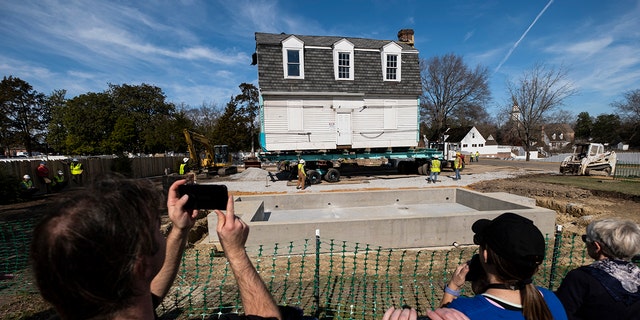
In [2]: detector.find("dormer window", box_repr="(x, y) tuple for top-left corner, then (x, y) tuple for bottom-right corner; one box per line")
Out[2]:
(381, 42), (402, 81)
(282, 36), (304, 79)
(333, 39), (354, 80)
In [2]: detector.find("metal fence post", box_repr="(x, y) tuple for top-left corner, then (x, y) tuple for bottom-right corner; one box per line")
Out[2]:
(548, 224), (563, 290)
(314, 229), (321, 317)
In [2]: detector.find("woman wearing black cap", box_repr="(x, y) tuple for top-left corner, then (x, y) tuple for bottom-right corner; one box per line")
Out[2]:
(445, 212), (567, 320)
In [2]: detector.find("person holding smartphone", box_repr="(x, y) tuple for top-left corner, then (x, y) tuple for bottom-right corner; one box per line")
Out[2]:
(30, 174), (283, 320)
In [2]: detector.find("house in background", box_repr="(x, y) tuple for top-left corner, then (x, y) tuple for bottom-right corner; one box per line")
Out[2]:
(616, 142), (629, 151)
(253, 30), (422, 153)
(541, 123), (574, 151)
(433, 126), (510, 159)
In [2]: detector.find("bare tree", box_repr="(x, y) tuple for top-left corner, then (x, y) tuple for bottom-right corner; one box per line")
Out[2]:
(612, 89), (640, 122)
(420, 53), (491, 139)
(507, 63), (576, 160)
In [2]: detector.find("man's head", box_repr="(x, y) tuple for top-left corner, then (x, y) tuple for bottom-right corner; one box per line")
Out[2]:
(23, 174), (30, 180)
(30, 174), (166, 319)
(57, 170), (63, 175)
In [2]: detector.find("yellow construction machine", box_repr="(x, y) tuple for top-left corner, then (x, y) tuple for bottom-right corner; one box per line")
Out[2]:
(183, 129), (238, 176)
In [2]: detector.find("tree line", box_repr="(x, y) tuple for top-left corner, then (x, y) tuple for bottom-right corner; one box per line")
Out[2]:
(1, 54), (639, 158)
(0, 76), (260, 157)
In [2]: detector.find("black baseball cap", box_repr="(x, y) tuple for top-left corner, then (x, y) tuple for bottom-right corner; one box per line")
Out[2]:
(472, 212), (545, 268)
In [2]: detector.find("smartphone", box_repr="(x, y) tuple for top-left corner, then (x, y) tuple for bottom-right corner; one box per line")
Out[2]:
(178, 184), (228, 210)
(465, 254), (482, 281)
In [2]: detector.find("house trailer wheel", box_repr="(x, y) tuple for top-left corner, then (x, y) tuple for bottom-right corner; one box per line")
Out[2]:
(324, 168), (340, 182)
(306, 170), (322, 185)
(421, 163), (430, 175)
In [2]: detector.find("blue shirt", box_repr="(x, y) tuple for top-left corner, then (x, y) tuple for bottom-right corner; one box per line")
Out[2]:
(448, 286), (568, 319)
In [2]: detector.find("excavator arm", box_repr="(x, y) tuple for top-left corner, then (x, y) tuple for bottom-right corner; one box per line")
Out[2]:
(182, 129), (237, 175)
(183, 129), (216, 169)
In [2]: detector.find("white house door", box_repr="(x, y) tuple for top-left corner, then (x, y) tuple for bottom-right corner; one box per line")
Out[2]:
(336, 113), (352, 146)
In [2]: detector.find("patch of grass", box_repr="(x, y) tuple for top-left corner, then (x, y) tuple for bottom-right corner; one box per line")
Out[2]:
(529, 174), (640, 197)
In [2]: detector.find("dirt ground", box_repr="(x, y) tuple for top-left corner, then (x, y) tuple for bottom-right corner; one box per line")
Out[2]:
(468, 174), (640, 235)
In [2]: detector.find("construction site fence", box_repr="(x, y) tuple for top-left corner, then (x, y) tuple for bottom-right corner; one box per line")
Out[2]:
(0, 156), (184, 190)
(1, 223), (594, 320)
(614, 162), (640, 182)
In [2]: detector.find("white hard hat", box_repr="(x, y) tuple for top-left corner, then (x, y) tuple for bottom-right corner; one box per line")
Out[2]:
(72, 158), (78, 162)
(23, 175), (30, 180)
(183, 157), (189, 163)
(299, 159), (305, 164)
(58, 170), (64, 175)
(433, 154), (439, 159)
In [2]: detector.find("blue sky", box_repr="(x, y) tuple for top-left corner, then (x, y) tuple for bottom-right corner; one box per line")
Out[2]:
(1, 0), (639, 120)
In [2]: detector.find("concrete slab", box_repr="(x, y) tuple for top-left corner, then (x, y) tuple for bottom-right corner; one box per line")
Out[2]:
(207, 200), (264, 243)
(207, 188), (556, 253)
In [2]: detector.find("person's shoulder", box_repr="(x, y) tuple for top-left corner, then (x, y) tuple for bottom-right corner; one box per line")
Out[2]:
(448, 295), (489, 312)
(537, 286), (569, 320)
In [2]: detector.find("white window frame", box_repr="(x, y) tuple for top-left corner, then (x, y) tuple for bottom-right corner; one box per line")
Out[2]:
(381, 42), (402, 82)
(333, 39), (354, 80)
(282, 36), (304, 79)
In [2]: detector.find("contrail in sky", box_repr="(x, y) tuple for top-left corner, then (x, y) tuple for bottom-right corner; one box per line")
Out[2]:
(494, 0), (554, 73)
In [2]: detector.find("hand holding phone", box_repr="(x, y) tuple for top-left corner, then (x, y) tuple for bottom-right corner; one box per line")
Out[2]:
(178, 184), (228, 210)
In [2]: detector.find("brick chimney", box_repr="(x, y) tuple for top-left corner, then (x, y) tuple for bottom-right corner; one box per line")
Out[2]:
(397, 29), (415, 47)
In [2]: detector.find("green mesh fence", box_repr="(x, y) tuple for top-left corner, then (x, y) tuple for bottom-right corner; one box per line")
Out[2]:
(154, 233), (589, 319)
(1, 219), (591, 319)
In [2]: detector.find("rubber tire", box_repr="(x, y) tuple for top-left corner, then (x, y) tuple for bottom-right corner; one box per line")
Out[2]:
(397, 161), (407, 174)
(307, 170), (322, 185)
(604, 167), (612, 176)
(417, 165), (424, 175)
(324, 168), (340, 182)
(421, 164), (430, 176)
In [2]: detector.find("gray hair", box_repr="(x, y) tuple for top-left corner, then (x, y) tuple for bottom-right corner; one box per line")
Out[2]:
(586, 219), (640, 260)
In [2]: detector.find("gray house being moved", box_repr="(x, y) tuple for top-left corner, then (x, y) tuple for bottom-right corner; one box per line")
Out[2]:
(254, 30), (422, 154)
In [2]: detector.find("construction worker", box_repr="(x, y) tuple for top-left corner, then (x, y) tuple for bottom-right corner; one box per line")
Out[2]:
(70, 158), (84, 185)
(475, 151), (480, 162)
(428, 154), (441, 183)
(19, 174), (38, 198)
(296, 159), (306, 190)
(52, 170), (67, 192)
(36, 161), (51, 194)
(453, 152), (463, 180)
(179, 158), (189, 175)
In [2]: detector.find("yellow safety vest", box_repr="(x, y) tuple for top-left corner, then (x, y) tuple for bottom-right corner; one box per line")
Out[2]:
(298, 163), (306, 177)
(431, 159), (441, 173)
(179, 163), (187, 175)
(70, 163), (83, 175)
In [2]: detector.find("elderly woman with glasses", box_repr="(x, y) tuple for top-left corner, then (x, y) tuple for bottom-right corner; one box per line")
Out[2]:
(556, 219), (640, 320)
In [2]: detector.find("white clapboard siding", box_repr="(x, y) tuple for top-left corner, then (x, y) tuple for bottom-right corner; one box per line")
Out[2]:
(262, 98), (419, 151)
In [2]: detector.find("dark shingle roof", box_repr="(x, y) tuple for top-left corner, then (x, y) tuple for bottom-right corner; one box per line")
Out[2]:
(254, 32), (421, 96)
(444, 127), (473, 142)
(255, 32), (417, 51)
